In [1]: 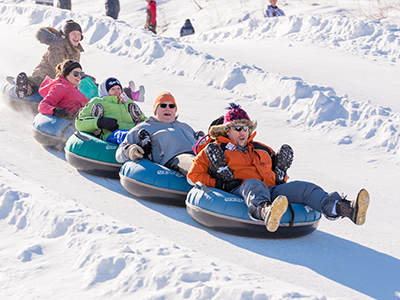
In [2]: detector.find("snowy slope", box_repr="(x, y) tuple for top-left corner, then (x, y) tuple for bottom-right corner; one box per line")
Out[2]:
(1, 0), (400, 299)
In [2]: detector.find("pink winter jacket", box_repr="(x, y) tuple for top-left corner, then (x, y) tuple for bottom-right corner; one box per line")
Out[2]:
(38, 76), (88, 115)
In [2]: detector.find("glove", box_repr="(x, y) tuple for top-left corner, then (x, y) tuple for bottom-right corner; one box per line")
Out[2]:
(53, 107), (71, 119)
(128, 144), (144, 160)
(97, 117), (119, 132)
(215, 178), (243, 193)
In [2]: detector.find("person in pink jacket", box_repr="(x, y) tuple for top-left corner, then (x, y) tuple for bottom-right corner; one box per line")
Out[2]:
(38, 59), (88, 120)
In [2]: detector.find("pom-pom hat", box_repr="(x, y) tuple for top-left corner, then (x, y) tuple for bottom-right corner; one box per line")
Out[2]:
(209, 103), (257, 139)
(153, 92), (177, 114)
(62, 20), (83, 41)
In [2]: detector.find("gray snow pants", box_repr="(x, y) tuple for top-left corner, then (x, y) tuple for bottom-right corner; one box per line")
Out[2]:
(231, 179), (341, 220)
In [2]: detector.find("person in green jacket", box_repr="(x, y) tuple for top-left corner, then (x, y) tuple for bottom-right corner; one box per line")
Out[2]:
(75, 77), (146, 144)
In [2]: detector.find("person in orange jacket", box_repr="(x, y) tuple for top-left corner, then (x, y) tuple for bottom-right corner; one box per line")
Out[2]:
(187, 103), (370, 233)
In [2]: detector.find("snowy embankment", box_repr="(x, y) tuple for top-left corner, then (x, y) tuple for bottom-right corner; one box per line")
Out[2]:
(0, 167), (327, 299)
(1, 3), (399, 155)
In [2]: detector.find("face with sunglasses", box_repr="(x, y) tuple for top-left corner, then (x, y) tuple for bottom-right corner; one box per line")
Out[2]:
(227, 123), (250, 148)
(66, 68), (84, 87)
(155, 101), (177, 123)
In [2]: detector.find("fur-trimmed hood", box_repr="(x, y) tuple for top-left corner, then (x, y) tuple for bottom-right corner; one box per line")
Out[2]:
(36, 27), (84, 52)
(209, 118), (257, 139)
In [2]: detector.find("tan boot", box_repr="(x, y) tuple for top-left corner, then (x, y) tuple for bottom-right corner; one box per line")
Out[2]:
(260, 196), (288, 232)
(336, 189), (370, 225)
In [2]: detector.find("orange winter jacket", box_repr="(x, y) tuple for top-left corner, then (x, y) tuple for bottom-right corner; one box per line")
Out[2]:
(188, 132), (278, 188)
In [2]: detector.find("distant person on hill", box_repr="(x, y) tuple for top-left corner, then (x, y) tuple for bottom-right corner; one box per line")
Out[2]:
(105, 0), (120, 20)
(76, 77), (147, 145)
(188, 103), (370, 233)
(145, 0), (157, 34)
(180, 19), (195, 37)
(57, 0), (71, 10)
(265, 0), (285, 18)
(116, 92), (204, 176)
(38, 60), (88, 120)
(14, 20), (84, 99)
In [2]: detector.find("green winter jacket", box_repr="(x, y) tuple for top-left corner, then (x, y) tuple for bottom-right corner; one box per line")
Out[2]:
(75, 95), (147, 141)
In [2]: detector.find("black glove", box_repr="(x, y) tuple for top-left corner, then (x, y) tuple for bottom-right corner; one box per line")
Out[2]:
(215, 178), (243, 192)
(194, 131), (205, 140)
(53, 107), (72, 119)
(97, 117), (119, 132)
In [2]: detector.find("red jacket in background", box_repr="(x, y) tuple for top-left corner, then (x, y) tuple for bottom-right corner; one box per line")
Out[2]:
(38, 76), (88, 116)
(147, 0), (156, 25)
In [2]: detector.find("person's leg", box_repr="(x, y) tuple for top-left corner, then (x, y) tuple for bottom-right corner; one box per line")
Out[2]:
(231, 179), (288, 232)
(270, 180), (341, 217)
(165, 153), (195, 176)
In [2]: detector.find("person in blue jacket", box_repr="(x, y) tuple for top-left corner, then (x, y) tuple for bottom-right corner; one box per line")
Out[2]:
(105, 0), (120, 20)
(265, 0), (285, 17)
(180, 19), (195, 37)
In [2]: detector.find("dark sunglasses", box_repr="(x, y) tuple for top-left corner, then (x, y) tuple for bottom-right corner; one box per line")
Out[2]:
(232, 125), (249, 132)
(70, 71), (85, 77)
(159, 103), (176, 109)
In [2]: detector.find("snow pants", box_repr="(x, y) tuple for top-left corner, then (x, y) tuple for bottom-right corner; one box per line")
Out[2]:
(165, 152), (195, 176)
(231, 179), (341, 220)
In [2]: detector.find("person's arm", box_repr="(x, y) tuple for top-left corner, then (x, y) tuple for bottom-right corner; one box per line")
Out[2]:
(38, 85), (64, 115)
(116, 127), (140, 163)
(75, 99), (100, 133)
(187, 150), (217, 188)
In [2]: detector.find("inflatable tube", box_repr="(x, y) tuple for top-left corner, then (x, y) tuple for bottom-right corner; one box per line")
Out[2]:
(1, 81), (42, 115)
(120, 160), (193, 207)
(32, 113), (76, 151)
(65, 131), (123, 179)
(186, 183), (322, 239)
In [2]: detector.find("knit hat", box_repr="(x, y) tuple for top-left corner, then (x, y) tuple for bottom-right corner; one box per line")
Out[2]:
(62, 20), (83, 40)
(98, 77), (122, 97)
(61, 60), (82, 78)
(209, 103), (257, 139)
(153, 92), (177, 114)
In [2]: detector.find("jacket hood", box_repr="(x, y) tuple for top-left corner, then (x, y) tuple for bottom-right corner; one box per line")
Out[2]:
(36, 27), (84, 52)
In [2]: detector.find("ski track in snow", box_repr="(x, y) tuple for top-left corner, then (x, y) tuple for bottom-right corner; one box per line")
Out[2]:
(1, 3), (399, 157)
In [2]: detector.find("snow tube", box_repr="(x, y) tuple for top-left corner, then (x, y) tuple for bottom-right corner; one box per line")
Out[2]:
(1, 81), (42, 115)
(32, 113), (76, 151)
(120, 160), (193, 207)
(65, 131), (123, 179)
(186, 183), (322, 239)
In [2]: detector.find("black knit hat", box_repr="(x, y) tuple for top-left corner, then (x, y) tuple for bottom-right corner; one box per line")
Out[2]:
(105, 77), (123, 92)
(62, 20), (83, 40)
(61, 60), (82, 78)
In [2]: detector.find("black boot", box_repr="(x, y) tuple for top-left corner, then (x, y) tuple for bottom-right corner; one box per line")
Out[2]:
(205, 143), (234, 181)
(138, 129), (152, 161)
(259, 195), (288, 232)
(274, 144), (294, 184)
(15, 72), (30, 99)
(336, 189), (370, 225)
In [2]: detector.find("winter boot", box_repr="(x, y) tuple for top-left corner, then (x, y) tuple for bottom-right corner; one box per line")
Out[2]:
(138, 129), (152, 161)
(259, 196), (288, 232)
(205, 143), (234, 181)
(15, 72), (30, 99)
(336, 189), (370, 225)
(128, 102), (142, 123)
(274, 144), (294, 184)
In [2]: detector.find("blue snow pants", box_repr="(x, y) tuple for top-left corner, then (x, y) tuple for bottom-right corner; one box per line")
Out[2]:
(231, 179), (341, 220)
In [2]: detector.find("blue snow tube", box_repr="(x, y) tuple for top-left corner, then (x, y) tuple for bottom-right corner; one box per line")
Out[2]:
(32, 113), (76, 151)
(120, 160), (193, 207)
(186, 183), (322, 239)
(1, 81), (43, 115)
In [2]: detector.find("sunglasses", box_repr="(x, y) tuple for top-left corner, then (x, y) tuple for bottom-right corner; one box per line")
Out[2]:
(232, 125), (249, 132)
(159, 103), (176, 109)
(70, 71), (85, 77)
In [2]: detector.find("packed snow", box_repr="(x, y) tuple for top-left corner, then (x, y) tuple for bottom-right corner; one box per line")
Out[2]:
(0, 0), (399, 299)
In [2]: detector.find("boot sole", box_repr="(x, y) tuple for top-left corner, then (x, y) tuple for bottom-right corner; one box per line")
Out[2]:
(355, 189), (370, 225)
(16, 72), (28, 99)
(266, 196), (288, 232)
(206, 144), (234, 181)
